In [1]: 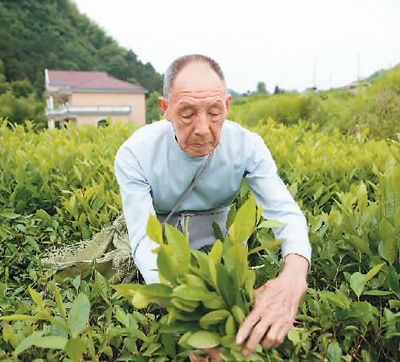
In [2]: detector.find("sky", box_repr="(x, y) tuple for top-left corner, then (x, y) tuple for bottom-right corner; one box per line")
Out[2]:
(73, 0), (400, 94)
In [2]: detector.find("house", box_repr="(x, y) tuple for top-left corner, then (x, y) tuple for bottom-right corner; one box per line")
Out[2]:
(45, 69), (147, 128)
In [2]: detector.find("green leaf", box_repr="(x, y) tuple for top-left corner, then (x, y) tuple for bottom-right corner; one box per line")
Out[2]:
(394, 207), (400, 232)
(157, 245), (177, 283)
(363, 263), (385, 284)
(244, 269), (256, 300)
(348, 235), (372, 256)
(141, 284), (172, 298)
(248, 239), (282, 255)
(94, 270), (109, 302)
(212, 222), (224, 241)
(256, 204), (263, 224)
(0, 314), (37, 321)
(387, 264), (400, 293)
(32, 336), (68, 349)
(216, 264), (236, 306)
(178, 331), (193, 349)
(226, 205), (236, 230)
(209, 257), (217, 288)
(72, 275), (80, 292)
(28, 287), (44, 309)
(2, 324), (18, 348)
(327, 340), (342, 362)
(209, 239), (223, 263)
(185, 274), (207, 289)
(186, 331), (220, 349)
(389, 300), (400, 309)
(67, 293), (90, 338)
(350, 272), (365, 298)
(225, 314), (236, 335)
(172, 285), (216, 301)
(287, 329), (301, 346)
(111, 283), (141, 298)
(192, 251), (211, 280)
(203, 296), (225, 309)
(199, 310), (230, 329)
(232, 305), (246, 324)
(319, 290), (351, 309)
(225, 245), (247, 285)
(379, 218), (397, 264)
(131, 291), (151, 309)
(171, 298), (198, 313)
(146, 214), (163, 244)
(115, 306), (130, 327)
(161, 333), (176, 358)
(363, 290), (394, 296)
(14, 331), (44, 356)
(257, 220), (284, 229)
(165, 223), (190, 271)
(64, 337), (86, 362)
(228, 194), (256, 244)
(50, 281), (67, 321)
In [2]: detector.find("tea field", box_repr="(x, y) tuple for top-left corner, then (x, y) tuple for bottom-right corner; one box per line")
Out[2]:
(0, 119), (399, 361)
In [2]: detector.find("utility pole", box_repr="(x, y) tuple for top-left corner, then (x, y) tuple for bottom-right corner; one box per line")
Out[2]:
(313, 59), (317, 90)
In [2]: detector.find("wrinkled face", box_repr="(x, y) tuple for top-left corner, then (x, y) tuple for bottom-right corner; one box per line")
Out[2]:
(158, 62), (231, 157)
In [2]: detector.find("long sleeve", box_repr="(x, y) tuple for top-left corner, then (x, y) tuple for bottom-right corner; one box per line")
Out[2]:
(244, 135), (312, 264)
(114, 146), (160, 284)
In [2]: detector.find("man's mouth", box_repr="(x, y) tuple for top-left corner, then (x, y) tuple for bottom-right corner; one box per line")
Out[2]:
(191, 142), (211, 148)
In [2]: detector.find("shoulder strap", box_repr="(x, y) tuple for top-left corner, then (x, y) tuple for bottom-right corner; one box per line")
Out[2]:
(133, 150), (215, 258)
(162, 150), (214, 226)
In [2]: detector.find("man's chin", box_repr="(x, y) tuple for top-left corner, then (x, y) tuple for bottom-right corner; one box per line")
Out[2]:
(186, 144), (215, 157)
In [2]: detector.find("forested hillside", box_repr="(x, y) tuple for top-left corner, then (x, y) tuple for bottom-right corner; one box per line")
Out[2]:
(0, 0), (162, 125)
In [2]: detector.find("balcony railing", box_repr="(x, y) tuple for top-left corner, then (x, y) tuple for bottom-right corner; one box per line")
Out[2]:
(46, 105), (132, 117)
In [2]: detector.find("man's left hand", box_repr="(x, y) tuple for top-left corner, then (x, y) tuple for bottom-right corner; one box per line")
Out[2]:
(236, 254), (309, 356)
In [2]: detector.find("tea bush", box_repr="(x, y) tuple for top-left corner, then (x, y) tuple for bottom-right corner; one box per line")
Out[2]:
(0, 118), (399, 361)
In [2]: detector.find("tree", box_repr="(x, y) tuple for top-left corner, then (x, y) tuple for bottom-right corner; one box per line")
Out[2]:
(274, 85), (285, 95)
(256, 81), (267, 94)
(146, 91), (162, 124)
(11, 79), (34, 98)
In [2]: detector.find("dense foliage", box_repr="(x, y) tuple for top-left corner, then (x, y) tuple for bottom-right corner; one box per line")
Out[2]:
(229, 65), (400, 140)
(0, 118), (399, 361)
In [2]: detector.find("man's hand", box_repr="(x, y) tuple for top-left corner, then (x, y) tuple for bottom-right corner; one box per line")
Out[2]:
(189, 348), (224, 362)
(236, 254), (309, 356)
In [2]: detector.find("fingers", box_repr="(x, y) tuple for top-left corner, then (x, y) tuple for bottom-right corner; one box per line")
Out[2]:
(237, 276), (306, 356)
(262, 320), (292, 350)
(236, 302), (295, 356)
(236, 310), (261, 345)
(241, 318), (271, 356)
(189, 352), (206, 362)
(203, 348), (224, 362)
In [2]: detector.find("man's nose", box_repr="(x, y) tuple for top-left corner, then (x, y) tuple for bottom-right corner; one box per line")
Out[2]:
(194, 111), (210, 136)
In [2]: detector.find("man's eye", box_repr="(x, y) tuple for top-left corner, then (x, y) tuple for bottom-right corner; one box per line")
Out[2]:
(209, 112), (221, 117)
(182, 114), (194, 119)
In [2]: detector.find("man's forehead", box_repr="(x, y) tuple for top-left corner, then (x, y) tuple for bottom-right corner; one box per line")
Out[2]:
(175, 88), (225, 101)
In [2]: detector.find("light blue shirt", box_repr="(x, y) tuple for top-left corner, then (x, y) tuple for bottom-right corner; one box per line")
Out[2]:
(114, 120), (311, 284)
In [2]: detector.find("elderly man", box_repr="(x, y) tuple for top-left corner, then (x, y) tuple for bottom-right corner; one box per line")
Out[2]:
(114, 54), (311, 357)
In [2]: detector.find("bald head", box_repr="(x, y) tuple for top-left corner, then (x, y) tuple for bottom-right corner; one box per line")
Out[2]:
(163, 54), (226, 100)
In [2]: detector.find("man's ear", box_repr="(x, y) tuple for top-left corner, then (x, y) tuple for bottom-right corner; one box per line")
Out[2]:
(225, 95), (232, 111)
(157, 96), (168, 117)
